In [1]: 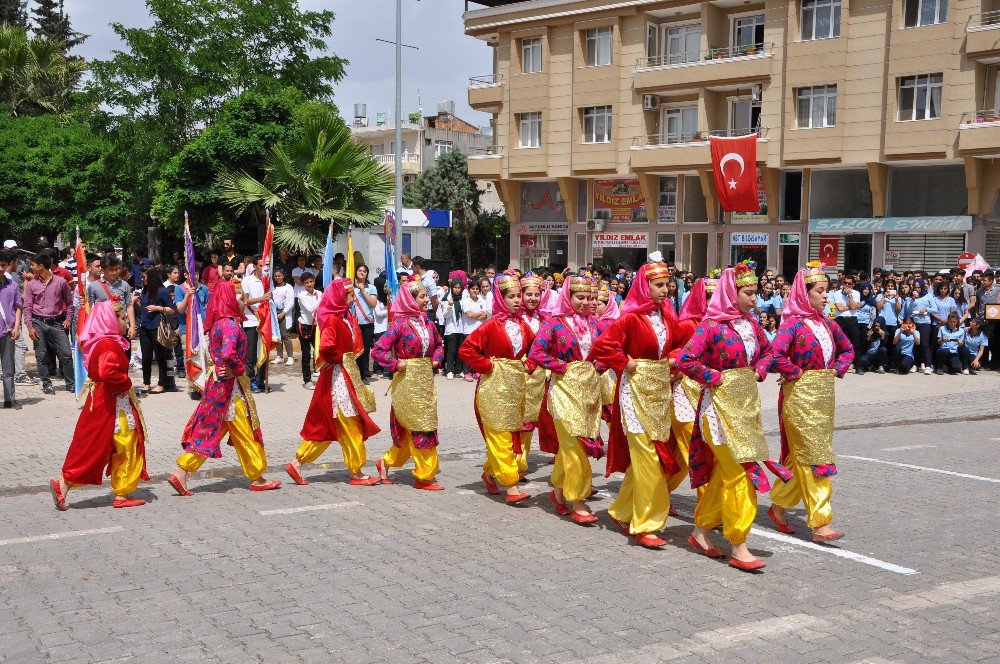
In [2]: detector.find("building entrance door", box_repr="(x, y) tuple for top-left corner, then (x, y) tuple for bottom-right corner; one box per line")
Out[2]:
(843, 234), (872, 275)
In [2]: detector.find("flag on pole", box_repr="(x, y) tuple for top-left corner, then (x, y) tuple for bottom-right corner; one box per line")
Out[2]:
(72, 231), (88, 398)
(384, 209), (399, 295)
(255, 213), (281, 369)
(346, 224), (355, 283)
(322, 224), (335, 290)
(183, 213), (209, 390)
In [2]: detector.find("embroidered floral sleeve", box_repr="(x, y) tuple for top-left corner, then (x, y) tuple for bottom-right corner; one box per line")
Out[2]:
(430, 324), (445, 365)
(678, 320), (722, 387)
(527, 318), (569, 374)
(212, 319), (244, 376)
(770, 321), (803, 381)
(371, 320), (399, 372)
(830, 320), (855, 377)
(752, 319), (773, 378)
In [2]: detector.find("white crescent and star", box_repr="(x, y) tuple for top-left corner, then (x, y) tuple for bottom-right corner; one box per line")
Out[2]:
(718, 152), (745, 190)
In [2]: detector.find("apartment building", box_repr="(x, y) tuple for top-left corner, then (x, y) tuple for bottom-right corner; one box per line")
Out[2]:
(464, 0), (1000, 276)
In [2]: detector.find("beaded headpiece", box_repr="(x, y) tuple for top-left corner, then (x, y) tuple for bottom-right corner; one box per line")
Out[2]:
(734, 260), (758, 288)
(705, 268), (722, 293)
(803, 260), (828, 285)
(402, 277), (423, 295)
(495, 270), (521, 292)
(597, 280), (611, 301)
(567, 275), (592, 292)
(644, 261), (671, 282)
(520, 273), (542, 290)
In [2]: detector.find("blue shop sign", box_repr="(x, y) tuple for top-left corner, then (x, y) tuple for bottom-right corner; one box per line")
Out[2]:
(808, 216), (972, 233)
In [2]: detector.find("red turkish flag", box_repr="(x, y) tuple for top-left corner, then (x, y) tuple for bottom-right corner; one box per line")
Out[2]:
(818, 236), (839, 265)
(710, 135), (759, 213)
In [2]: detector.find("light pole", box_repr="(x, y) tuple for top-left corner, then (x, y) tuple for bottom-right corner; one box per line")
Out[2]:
(394, 0), (403, 272)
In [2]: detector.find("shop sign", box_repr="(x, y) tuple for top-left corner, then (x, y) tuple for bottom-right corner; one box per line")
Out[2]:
(778, 233), (800, 245)
(808, 216), (973, 233)
(883, 250), (900, 266)
(593, 231), (649, 248)
(657, 176), (677, 223)
(731, 232), (769, 246)
(514, 221), (569, 235)
(520, 182), (567, 226)
(593, 179), (648, 223)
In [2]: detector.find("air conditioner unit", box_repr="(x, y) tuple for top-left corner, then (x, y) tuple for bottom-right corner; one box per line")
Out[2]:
(642, 94), (659, 111)
(586, 219), (606, 232)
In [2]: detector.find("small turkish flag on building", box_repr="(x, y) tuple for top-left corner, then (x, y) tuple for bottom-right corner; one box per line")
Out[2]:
(710, 135), (759, 213)
(818, 236), (839, 265)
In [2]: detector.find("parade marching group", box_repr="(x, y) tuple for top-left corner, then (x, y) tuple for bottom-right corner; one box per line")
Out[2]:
(50, 256), (852, 573)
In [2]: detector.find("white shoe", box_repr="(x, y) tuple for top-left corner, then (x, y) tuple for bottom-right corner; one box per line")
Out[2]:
(446, 372), (454, 380)
(286, 357), (294, 366)
(910, 365), (917, 373)
(303, 381), (315, 390)
(961, 368), (969, 375)
(923, 366), (932, 375)
(271, 357), (281, 365)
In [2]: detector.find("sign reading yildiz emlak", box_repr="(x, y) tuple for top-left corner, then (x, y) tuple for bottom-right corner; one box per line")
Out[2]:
(808, 216), (973, 233)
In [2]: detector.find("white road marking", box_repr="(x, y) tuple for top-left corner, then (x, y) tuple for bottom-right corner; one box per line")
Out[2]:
(841, 455), (1000, 484)
(0, 526), (123, 547)
(879, 444), (936, 452)
(259, 502), (361, 516)
(674, 510), (918, 575)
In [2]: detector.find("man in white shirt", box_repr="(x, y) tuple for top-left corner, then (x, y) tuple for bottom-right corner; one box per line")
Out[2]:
(240, 256), (271, 392)
(412, 256), (439, 321)
(830, 276), (861, 363)
(270, 269), (296, 366)
(295, 273), (322, 388)
(291, 255), (316, 295)
(397, 253), (414, 276)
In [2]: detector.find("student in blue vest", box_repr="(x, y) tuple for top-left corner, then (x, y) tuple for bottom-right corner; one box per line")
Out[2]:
(892, 317), (920, 375)
(934, 312), (968, 375)
(964, 318), (989, 375)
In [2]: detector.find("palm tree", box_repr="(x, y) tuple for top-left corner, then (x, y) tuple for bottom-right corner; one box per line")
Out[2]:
(216, 112), (394, 253)
(0, 25), (81, 117)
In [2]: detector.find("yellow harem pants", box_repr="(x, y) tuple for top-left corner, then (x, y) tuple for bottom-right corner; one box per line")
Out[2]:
(769, 449), (833, 528)
(296, 409), (367, 475)
(694, 437), (757, 546)
(608, 432), (670, 535)
(482, 427), (520, 488)
(68, 412), (144, 496)
(668, 418), (693, 493)
(516, 430), (533, 475)
(382, 428), (439, 482)
(550, 419), (592, 503)
(177, 397), (267, 481)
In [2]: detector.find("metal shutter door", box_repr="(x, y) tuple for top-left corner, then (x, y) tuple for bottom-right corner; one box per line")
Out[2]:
(885, 234), (965, 272)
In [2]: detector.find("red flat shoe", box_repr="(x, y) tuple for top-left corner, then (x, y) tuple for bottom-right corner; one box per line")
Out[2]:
(375, 459), (392, 485)
(285, 463), (309, 486)
(767, 506), (795, 534)
(50, 480), (68, 511)
(414, 480), (444, 491)
(481, 472), (500, 496)
(250, 480), (281, 492)
(812, 530), (845, 543)
(636, 534), (667, 549)
(571, 511), (598, 525)
(687, 535), (726, 559)
(112, 497), (146, 508)
(587, 487), (599, 499)
(668, 506), (678, 517)
(549, 490), (570, 516)
(167, 474), (193, 497)
(505, 492), (530, 505)
(609, 516), (630, 534)
(729, 557), (766, 572)
(348, 476), (380, 487)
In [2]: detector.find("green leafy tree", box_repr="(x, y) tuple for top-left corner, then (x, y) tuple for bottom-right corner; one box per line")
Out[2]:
(89, 0), (347, 149)
(0, 25), (81, 117)
(31, 0), (86, 52)
(0, 0), (28, 29)
(407, 150), (483, 271)
(216, 111), (394, 253)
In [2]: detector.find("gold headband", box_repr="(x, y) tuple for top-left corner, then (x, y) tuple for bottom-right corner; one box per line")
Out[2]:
(803, 261), (828, 285)
(496, 274), (520, 292)
(567, 276), (592, 292)
(645, 262), (670, 282)
(520, 275), (542, 289)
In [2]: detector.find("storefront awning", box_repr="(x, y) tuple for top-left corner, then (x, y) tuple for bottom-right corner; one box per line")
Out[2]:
(808, 216), (972, 233)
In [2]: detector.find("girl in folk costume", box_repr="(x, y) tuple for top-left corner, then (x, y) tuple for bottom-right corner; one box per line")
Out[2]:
(371, 278), (445, 490)
(593, 280), (620, 335)
(528, 274), (604, 525)
(768, 263), (853, 542)
(285, 278), (381, 486)
(459, 271), (535, 506)
(51, 301), (149, 510)
(677, 262), (790, 572)
(590, 262), (685, 547)
(169, 281), (281, 496)
(517, 273), (549, 478)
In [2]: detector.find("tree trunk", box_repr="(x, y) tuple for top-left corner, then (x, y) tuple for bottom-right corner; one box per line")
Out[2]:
(464, 217), (473, 272)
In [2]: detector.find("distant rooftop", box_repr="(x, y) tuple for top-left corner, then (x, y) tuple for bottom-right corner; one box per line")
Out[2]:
(464, 0), (532, 8)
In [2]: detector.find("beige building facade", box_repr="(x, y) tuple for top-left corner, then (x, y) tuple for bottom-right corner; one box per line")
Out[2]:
(464, 0), (1000, 277)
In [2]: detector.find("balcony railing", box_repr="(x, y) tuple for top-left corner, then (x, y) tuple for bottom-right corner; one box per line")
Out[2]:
(632, 127), (769, 148)
(960, 110), (1000, 126)
(468, 145), (505, 158)
(469, 74), (502, 88)
(374, 152), (421, 164)
(968, 10), (1000, 30)
(636, 42), (774, 70)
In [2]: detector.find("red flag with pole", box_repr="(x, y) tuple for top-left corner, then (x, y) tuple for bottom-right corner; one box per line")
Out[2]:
(255, 212), (275, 370)
(710, 134), (759, 213)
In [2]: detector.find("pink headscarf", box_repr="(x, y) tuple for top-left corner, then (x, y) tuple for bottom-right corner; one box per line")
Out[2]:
(781, 268), (826, 325)
(315, 278), (352, 326)
(620, 263), (678, 325)
(78, 300), (129, 366)
(390, 280), (427, 322)
(679, 278), (708, 323)
(491, 272), (521, 323)
(703, 267), (748, 323)
(598, 294), (620, 324)
(550, 276), (592, 336)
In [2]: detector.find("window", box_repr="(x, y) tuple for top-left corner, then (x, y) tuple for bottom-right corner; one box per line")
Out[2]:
(903, 0), (947, 27)
(898, 74), (942, 121)
(370, 144), (385, 156)
(665, 25), (701, 64)
(585, 27), (613, 66)
(796, 85), (837, 128)
(521, 37), (542, 74)
(519, 112), (542, 148)
(662, 107), (699, 143)
(389, 141), (407, 155)
(656, 233), (677, 262)
(732, 14), (765, 50)
(802, 0), (841, 40)
(646, 23), (658, 60)
(434, 141), (453, 158)
(730, 98), (762, 133)
(582, 106), (612, 143)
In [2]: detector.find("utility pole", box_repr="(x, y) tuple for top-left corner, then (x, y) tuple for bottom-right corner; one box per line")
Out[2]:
(394, 0), (403, 270)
